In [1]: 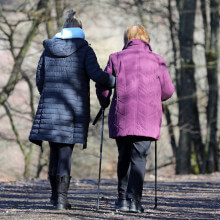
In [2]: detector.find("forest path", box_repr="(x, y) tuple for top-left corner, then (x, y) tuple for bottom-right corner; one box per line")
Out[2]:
(0, 173), (220, 219)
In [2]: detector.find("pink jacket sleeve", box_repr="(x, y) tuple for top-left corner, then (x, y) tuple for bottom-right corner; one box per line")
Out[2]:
(96, 55), (114, 108)
(159, 58), (175, 101)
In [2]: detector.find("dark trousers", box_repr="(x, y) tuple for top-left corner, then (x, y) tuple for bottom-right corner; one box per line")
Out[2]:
(116, 136), (151, 202)
(48, 142), (74, 177)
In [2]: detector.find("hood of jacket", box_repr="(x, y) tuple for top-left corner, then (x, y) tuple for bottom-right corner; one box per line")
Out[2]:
(43, 38), (88, 57)
(43, 28), (87, 57)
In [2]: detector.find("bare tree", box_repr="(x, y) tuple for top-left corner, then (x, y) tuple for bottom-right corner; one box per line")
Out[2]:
(0, 0), (219, 179)
(200, 0), (219, 172)
(0, 0), (50, 178)
(0, 0), (97, 179)
(167, 0), (202, 173)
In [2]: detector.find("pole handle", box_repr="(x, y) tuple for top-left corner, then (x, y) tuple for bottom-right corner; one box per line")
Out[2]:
(93, 108), (103, 125)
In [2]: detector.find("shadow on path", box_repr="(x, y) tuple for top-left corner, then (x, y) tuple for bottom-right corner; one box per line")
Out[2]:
(0, 177), (220, 219)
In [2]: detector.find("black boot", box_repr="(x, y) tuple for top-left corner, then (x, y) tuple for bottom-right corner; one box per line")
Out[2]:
(56, 175), (71, 210)
(129, 199), (144, 213)
(49, 175), (57, 206)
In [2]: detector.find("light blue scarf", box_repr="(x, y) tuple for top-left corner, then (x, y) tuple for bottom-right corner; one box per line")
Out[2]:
(54, 27), (85, 39)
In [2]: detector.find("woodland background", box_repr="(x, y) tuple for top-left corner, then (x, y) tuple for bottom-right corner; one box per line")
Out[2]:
(0, 0), (219, 181)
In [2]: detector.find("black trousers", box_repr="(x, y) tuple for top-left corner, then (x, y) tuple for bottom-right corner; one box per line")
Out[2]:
(116, 136), (151, 202)
(48, 142), (74, 177)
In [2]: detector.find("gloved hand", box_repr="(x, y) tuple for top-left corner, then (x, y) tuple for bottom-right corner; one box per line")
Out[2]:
(100, 98), (111, 109)
(99, 90), (112, 108)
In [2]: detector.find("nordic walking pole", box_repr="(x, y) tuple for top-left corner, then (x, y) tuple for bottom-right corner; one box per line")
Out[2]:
(154, 141), (158, 209)
(96, 108), (105, 210)
(92, 108), (102, 126)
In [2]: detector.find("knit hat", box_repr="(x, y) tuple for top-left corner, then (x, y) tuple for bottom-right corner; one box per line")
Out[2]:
(63, 9), (82, 29)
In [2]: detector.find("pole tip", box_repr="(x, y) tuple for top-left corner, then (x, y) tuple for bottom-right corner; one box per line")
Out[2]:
(96, 200), (100, 210)
(153, 198), (158, 209)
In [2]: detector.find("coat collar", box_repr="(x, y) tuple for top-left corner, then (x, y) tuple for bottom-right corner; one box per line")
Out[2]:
(123, 39), (152, 51)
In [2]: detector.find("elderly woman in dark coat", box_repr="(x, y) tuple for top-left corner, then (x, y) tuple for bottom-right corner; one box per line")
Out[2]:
(29, 10), (115, 210)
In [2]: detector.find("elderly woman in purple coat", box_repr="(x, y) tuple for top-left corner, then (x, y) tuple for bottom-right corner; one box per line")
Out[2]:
(96, 25), (175, 213)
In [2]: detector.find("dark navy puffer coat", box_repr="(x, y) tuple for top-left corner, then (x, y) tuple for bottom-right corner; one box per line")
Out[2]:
(29, 38), (115, 148)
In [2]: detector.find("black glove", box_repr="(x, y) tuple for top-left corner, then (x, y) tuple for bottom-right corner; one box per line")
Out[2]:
(100, 90), (112, 108)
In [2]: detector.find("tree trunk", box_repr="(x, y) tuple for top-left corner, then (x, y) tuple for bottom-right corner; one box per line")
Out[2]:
(3, 103), (35, 179)
(175, 0), (203, 174)
(201, 0), (219, 172)
(55, 0), (65, 29)
(134, 0), (147, 27)
(163, 103), (177, 157)
(24, 146), (35, 179)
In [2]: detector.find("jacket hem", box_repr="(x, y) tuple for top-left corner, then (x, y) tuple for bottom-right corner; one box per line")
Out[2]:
(29, 137), (87, 148)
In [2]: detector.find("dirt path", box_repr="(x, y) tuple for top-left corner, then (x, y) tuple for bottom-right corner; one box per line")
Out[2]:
(0, 173), (220, 219)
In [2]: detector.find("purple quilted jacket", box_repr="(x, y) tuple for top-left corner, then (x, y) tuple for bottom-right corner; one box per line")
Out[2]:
(96, 39), (175, 140)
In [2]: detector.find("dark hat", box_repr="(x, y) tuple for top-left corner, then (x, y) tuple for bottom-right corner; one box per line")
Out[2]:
(63, 9), (82, 28)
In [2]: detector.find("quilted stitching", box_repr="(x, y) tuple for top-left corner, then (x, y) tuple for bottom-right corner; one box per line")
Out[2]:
(97, 39), (175, 140)
(29, 38), (115, 147)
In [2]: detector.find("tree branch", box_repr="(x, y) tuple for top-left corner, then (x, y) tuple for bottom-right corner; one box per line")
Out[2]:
(0, 0), (49, 106)
(3, 103), (27, 157)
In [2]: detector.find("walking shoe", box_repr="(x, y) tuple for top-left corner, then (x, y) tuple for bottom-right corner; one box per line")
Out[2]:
(129, 199), (144, 213)
(56, 175), (71, 210)
(115, 198), (129, 211)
